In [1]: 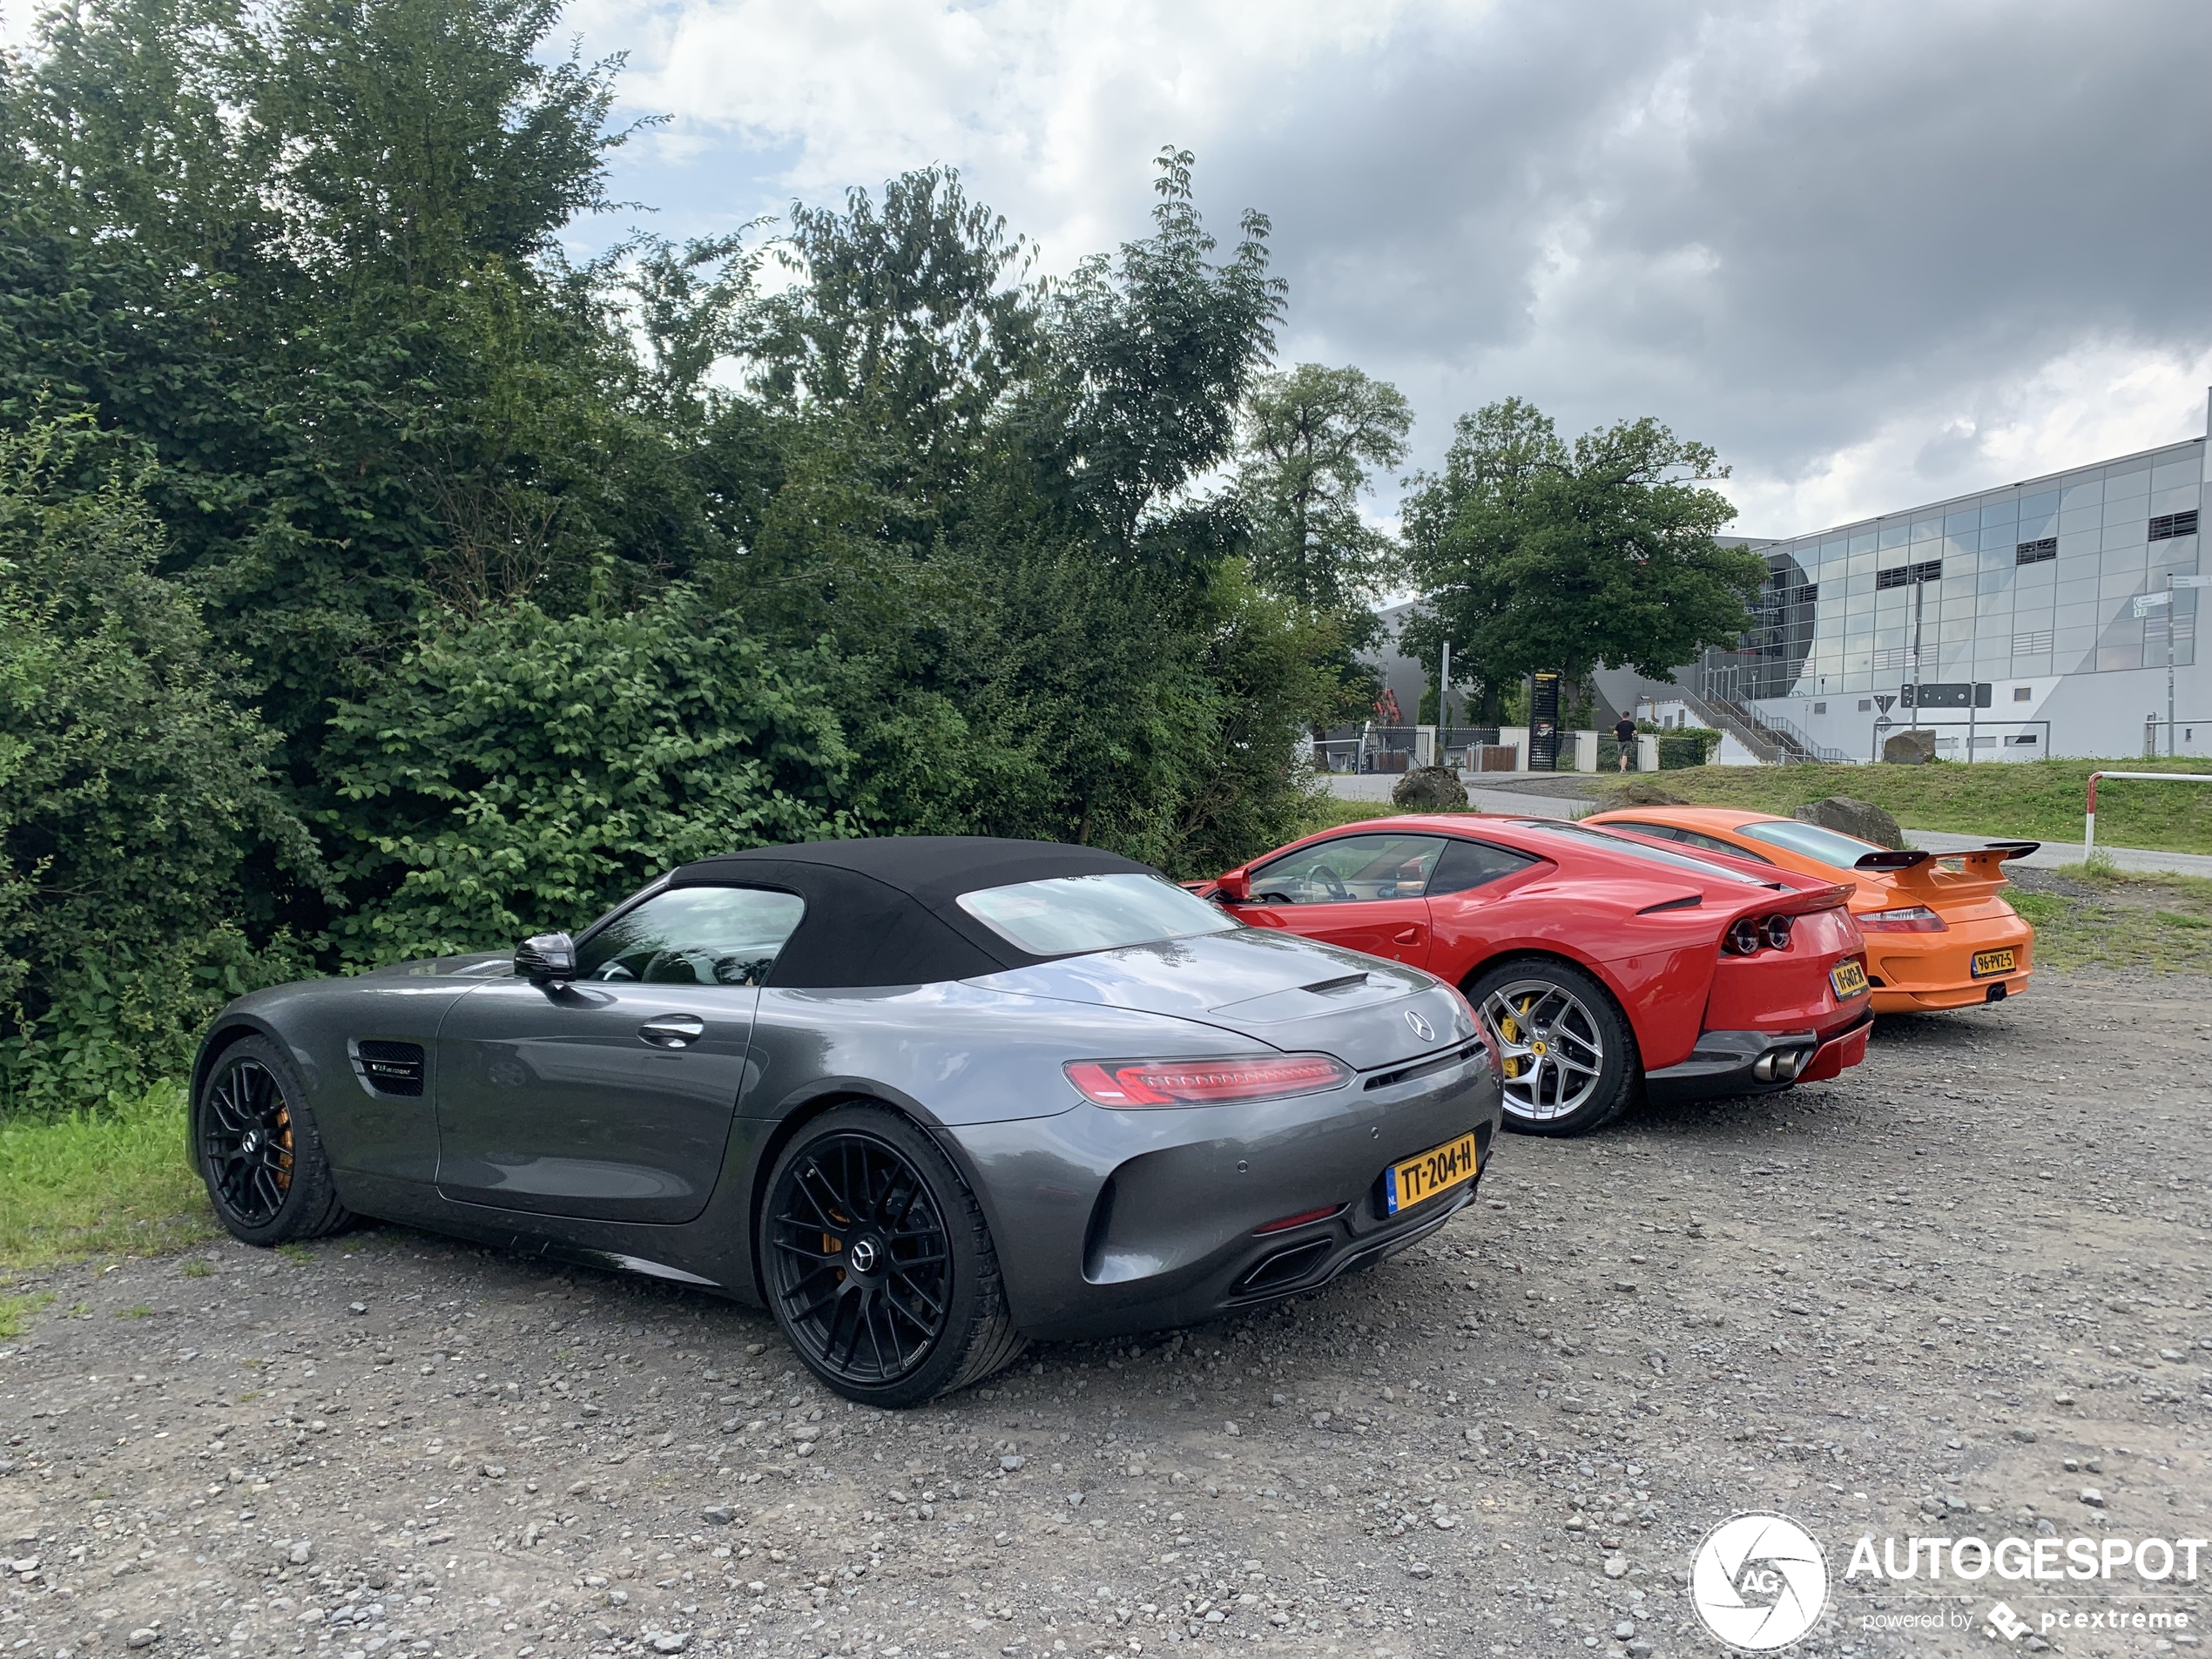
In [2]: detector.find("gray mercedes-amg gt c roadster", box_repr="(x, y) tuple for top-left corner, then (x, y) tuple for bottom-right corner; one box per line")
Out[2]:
(192, 838), (1504, 1404)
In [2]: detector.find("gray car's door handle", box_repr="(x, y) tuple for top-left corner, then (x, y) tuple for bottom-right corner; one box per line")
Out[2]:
(638, 1014), (706, 1049)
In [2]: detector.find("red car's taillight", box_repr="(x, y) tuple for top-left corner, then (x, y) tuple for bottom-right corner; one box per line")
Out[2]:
(1858, 905), (1946, 933)
(1062, 1055), (1352, 1108)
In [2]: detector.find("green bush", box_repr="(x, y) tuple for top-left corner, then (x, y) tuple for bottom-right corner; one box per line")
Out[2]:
(0, 421), (320, 1113)
(1656, 727), (1723, 769)
(320, 587), (855, 962)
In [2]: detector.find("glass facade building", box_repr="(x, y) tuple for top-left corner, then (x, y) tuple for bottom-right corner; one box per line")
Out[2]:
(1687, 424), (2211, 762)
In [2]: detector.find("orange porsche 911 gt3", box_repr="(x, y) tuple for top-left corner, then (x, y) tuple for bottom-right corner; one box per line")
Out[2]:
(1581, 806), (2036, 1015)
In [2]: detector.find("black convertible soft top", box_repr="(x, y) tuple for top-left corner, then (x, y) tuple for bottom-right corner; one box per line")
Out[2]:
(664, 837), (1159, 989)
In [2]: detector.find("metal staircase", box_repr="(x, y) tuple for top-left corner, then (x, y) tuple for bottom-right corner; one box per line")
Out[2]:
(1680, 678), (1855, 766)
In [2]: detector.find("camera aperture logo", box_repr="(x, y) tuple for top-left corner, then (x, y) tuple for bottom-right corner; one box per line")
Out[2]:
(1692, 1513), (1831, 1651)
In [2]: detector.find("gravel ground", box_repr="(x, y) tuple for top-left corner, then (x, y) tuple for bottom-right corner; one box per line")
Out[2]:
(3, 968), (2209, 1659)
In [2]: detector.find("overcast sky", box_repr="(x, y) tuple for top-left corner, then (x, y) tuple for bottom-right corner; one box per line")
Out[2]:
(550, 0), (2212, 538)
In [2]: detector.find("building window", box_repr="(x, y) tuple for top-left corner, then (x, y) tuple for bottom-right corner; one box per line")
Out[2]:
(1875, 558), (1943, 590)
(1858, 699), (1873, 711)
(2148, 509), (2199, 542)
(2013, 686), (2033, 701)
(2015, 537), (2057, 564)
(1812, 701), (1826, 713)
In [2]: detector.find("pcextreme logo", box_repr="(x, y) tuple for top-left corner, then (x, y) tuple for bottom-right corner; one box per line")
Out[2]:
(1690, 1513), (1831, 1651)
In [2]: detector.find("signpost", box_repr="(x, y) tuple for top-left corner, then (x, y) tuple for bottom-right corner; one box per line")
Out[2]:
(1529, 671), (1561, 772)
(2151, 575), (2212, 755)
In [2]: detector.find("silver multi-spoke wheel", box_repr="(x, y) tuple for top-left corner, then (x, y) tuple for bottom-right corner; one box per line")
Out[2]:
(1482, 978), (1607, 1123)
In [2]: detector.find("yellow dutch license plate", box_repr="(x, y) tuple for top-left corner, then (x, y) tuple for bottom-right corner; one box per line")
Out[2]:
(1386, 1131), (1478, 1216)
(1829, 959), (1870, 999)
(1972, 948), (2017, 978)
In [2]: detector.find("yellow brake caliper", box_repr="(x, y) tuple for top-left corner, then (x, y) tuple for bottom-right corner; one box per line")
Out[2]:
(1499, 999), (1528, 1079)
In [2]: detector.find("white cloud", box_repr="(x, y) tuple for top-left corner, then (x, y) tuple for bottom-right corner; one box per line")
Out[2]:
(1725, 341), (2212, 536)
(304, 1), (2212, 534)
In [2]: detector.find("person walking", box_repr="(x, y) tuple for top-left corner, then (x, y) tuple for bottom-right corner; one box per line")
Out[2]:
(1614, 713), (1637, 772)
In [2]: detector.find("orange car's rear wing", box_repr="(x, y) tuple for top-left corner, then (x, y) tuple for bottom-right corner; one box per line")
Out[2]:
(1871, 840), (2039, 901)
(1852, 849), (1931, 872)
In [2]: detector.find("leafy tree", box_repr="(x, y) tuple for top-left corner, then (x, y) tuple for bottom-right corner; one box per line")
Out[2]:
(1399, 398), (1764, 705)
(320, 587), (853, 964)
(1031, 147), (1286, 558)
(0, 0), (1350, 1109)
(1238, 363), (1411, 624)
(252, 0), (626, 293)
(619, 231), (769, 421)
(759, 168), (1036, 494)
(0, 420), (320, 1110)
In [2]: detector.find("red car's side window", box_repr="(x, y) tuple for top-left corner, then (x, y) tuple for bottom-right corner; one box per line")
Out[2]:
(1428, 839), (1538, 894)
(1248, 833), (1447, 904)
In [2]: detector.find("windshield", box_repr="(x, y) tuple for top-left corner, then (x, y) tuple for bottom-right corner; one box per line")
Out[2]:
(1735, 819), (1887, 869)
(956, 873), (1241, 957)
(1509, 820), (1774, 885)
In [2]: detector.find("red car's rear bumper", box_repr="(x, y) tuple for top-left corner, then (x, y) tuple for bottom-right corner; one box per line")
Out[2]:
(1642, 1009), (1872, 1103)
(1797, 1012), (1872, 1082)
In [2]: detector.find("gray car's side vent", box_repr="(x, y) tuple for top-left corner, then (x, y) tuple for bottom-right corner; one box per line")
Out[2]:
(350, 1039), (425, 1097)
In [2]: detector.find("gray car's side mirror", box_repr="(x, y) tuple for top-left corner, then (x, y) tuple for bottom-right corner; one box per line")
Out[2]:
(515, 932), (577, 986)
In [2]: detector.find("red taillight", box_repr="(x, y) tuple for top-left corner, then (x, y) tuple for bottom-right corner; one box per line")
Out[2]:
(1254, 1204), (1346, 1236)
(1858, 905), (1946, 934)
(1062, 1055), (1352, 1108)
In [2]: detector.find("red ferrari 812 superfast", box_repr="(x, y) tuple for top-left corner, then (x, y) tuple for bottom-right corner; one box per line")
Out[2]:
(1198, 815), (1873, 1136)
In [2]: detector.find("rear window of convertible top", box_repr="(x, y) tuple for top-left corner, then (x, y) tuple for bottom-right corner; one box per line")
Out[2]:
(1508, 819), (1776, 885)
(956, 873), (1241, 957)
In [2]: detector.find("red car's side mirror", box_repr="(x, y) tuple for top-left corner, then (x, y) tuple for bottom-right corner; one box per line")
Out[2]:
(1215, 869), (1251, 903)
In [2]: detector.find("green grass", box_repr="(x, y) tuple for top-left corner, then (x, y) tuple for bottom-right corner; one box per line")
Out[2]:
(1305, 757), (2212, 853)
(2006, 867), (2212, 973)
(0, 1082), (214, 1271)
(1576, 757), (2212, 853)
(0, 1291), (54, 1339)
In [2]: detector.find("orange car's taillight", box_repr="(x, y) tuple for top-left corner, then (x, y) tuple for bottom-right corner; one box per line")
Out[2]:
(1062, 1055), (1352, 1108)
(1858, 905), (1946, 933)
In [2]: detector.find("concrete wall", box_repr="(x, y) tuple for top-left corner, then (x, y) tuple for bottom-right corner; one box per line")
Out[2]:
(1744, 656), (2211, 762)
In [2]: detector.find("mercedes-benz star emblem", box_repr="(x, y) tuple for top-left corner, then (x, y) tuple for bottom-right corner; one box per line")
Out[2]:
(1405, 1009), (1435, 1042)
(239, 1130), (260, 1154)
(846, 1238), (879, 1273)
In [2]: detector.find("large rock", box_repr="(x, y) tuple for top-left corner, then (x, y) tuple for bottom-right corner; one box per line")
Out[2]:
(1592, 780), (1689, 810)
(1881, 728), (1938, 765)
(1391, 765), (1469, 810)
(1793, 795), (1905, 850)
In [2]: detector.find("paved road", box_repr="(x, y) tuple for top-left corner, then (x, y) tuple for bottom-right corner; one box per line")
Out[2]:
(1900, 829), (2212, 880)
(3, 974), (2208, 1659)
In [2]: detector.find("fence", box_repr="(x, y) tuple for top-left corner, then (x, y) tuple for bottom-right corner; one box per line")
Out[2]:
(1312, 725), (1501, 774)
(2084, 770), (2212, 853)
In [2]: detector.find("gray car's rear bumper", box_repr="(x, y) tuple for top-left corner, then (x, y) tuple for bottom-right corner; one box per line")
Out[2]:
(941, 1041), (1501, 1342)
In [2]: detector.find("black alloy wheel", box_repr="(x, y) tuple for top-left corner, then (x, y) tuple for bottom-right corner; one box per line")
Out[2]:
(761, 1105), (1022, 1406)
(193, 1035), (353, 1245)
(202, 1055), (294, 1226)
